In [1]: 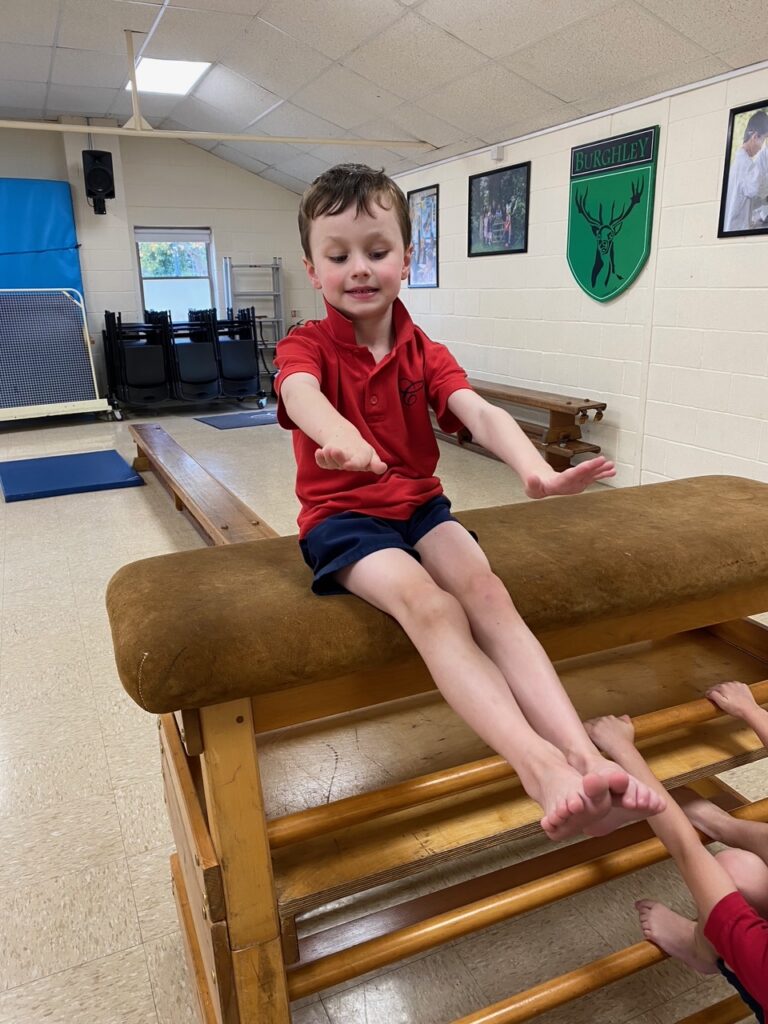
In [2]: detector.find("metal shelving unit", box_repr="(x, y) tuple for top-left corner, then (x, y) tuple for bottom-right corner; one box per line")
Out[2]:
(222, 258), (285, 376)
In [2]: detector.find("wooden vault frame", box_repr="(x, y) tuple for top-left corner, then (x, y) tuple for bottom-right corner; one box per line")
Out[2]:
(129, 424), (768, 1024)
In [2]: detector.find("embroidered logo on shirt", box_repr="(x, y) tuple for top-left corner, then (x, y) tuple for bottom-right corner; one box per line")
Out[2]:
(399, 378), (424, 406)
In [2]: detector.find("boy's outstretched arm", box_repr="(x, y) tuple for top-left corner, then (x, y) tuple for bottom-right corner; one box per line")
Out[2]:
(707, 681), (768, 750)
(280, 372), (386, 474)
(585, 715), (737, 922)
(446, 389), (615, 498)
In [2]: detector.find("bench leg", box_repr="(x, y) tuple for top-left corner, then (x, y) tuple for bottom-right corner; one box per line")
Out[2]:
(199, 699), (291, 1023)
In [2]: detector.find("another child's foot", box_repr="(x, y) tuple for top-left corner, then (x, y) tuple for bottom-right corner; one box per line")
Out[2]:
(635, 899), (718, 975)
(675, 788), (726, 840)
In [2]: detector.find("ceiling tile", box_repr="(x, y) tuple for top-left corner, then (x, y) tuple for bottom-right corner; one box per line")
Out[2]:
(211, 137), (306, 167)
(718, 45), (768, 72)
(408, 136), (485, 166)
(256, 0), (404, 60)
(353, 116), (437, 159)
(58, 0), (158, 55)
(159, 119), (219, 148)
(0, 43), (51, 83)
(170, 94), (254, 134)
(577, 55), (732, 115)
(0, 81), (48, 110)
(168, 0), (267, 12)
(193, 66), (280, 127)
(258, 166), (308, 193)
(252, 101), (346, 139)
(636, 0), (768, 57)
(305, 139), (404, 171)
(290, 66), (406, 130)
(222, 19), (331, 98)
(342, 13), (488, 100)
(110, 91), (185, 120)
(52, 47), (130, 89)
(2, 0), (59, 46)
(422, 64), (566, 138)
(504, 1), (710, 104)
(212, 144), (268, 173)
(143, 7), (255, 62)
(417, 0), (617, 59)
(478, 99), (578, 145)
(387, 104), (465, 148)
(45, 84), (122, 116)
(271, 150), (329, 182)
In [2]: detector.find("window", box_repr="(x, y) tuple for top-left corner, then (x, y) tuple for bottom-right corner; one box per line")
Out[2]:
(134, 227), (214, 321)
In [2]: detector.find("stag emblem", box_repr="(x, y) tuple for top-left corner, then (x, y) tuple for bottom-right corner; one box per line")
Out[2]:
(574, 179), (644, 288)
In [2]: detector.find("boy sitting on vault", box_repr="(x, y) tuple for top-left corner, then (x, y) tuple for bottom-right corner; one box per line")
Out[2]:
(274, 163), (665, 840)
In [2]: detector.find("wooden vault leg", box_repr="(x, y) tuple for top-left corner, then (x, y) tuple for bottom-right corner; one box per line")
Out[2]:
(199, 698), (291, 1023)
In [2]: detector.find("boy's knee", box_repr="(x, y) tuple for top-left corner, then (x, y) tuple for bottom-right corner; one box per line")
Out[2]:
(400, 582), (461, 625)
(715, 847), (760, 886)
(464, 570), (516, 614)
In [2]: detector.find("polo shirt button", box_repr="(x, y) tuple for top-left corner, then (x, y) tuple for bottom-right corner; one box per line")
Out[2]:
(370, 396), (378, 405)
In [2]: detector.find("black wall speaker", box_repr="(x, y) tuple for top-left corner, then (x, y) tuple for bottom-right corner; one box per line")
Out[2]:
(82, 149), (115, 214)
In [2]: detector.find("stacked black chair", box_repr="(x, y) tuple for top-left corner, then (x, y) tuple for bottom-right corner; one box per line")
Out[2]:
(189, 308), (267, 405)
(103, 310), (171, 418)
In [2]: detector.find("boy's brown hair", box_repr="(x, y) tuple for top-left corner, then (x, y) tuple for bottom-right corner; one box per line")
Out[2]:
(298, 163), (411, 259)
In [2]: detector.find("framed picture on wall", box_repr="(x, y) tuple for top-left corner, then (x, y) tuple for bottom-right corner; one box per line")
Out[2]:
(717, 98), (768, 237)
(407, 184), (439, 287)
(468, 161), (530, 257)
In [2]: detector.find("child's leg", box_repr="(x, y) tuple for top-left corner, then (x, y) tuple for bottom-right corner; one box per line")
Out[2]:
(715, 848), (768, 917)
(414, 522), (664, 834)
(635, 899), (719, 975)
(336, 547), (616, 839)
(677, 789), (768, 870)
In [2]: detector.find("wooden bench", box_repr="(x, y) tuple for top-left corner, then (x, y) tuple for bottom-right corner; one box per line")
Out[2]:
(105, 472), (768, 1024)
(129, 422), (277, 545)
(435, 379), (606, 471)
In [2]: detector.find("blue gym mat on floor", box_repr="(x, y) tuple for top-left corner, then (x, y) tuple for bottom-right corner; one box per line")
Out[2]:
(0, 450), (144, 502)
(195, 410), (278, 429)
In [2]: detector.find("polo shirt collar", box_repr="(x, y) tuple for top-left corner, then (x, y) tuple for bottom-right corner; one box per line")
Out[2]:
(322, 297), (414, 349)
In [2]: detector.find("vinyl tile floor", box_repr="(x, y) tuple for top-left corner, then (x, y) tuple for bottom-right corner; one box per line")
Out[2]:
(0, 405), (764, 1024)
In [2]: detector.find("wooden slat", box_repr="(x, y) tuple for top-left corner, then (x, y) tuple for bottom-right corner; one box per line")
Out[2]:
(160, 714), (226, 922)
(450, 941), (665, 1024)
(707, 617), (768, 663)
(296, 781), (740, 964)
(267, 679), (768, 851)
(129, 423), (278, 545)
(272, 716), (767, 916)
(171, 852), (222, 1024)
(288, 797), (768, 999)
(467, 379), (606, 416)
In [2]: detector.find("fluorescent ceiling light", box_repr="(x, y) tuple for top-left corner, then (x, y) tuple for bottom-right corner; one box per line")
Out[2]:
(126, 58), (210, 95)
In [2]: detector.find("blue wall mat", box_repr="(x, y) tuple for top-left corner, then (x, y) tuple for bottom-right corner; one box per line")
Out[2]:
(0, 179), (84, 294)
(0, 450), (144, 502)
(195, 410), (278, 429)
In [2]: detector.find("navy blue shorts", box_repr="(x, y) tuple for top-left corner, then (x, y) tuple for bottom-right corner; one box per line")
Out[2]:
(717, 959), (764, 1023)
(299, 495), (467, 596)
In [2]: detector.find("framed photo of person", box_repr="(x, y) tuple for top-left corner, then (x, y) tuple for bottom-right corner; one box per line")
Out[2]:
(407, 184), (439, 287)
(717, 98), (768, 238)
(468, 161), (530, 257)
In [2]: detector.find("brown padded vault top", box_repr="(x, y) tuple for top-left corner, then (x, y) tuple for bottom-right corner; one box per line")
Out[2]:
(106, 476), (768, 714)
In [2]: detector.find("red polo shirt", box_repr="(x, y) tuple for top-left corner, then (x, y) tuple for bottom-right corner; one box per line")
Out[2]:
(274, 299), (471, 537)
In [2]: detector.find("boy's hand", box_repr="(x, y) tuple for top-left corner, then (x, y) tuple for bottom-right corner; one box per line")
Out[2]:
(706, 681), (757, 720)
(524, 456), (616, 499)
(315, 442), (387, 475)
(584, 714), (635, 759)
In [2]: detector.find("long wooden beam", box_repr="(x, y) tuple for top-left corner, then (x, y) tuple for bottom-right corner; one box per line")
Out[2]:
(269, 679), (768, 849)
(286, 798), (768, 999)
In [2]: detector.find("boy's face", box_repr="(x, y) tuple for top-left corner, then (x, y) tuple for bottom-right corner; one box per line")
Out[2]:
(304, 200), (411, 325)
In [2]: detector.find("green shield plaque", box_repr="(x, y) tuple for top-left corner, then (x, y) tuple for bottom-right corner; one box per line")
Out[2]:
(567, 126), (659, 302)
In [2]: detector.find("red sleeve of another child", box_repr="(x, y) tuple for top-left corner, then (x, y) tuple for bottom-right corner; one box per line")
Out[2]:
(704, 891), (768, 1011)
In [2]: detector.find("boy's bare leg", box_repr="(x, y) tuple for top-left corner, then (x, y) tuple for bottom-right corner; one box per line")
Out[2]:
(336, 548), (616, 840)
(677, 789), (768, 867)
(415, 522), (664, 835)
(635, 899), (719, 975)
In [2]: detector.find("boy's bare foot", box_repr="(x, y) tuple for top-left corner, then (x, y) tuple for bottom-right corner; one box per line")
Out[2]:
(538, 764), (614, 840)
(576, 758), (667, 837)
(635, 899), (718, 975)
